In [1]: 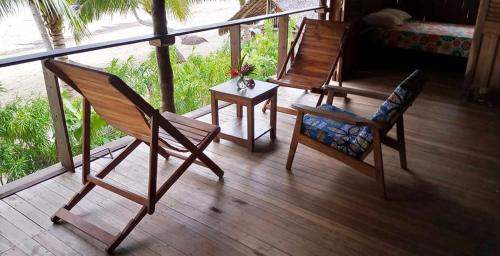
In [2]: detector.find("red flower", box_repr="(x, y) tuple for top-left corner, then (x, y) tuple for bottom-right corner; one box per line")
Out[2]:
(230, 68), (240, 77)
(462, 41), (471, 50)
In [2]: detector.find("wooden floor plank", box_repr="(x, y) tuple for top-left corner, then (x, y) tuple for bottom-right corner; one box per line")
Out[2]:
(0, 216), (52, 256)
(0, 234), (14, 254)
(32, 231), (80, 256)
(0, 200), (45, 238)
(1, 247), (29, 256)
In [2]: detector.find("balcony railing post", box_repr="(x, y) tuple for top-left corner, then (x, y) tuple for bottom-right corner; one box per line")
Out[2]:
(330, 0), (343, 22)
(230, 25), (241, 74)
(230, 25), (244, 117)
(277, 15), (289, 75)
(41, 60), (75, 172)
(152, 0), (176, 113)
(318, 0), (327, 20)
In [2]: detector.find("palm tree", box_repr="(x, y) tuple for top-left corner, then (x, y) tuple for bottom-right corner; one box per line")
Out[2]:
(0, 0), (88, 53)
(74, 0), (221, 112)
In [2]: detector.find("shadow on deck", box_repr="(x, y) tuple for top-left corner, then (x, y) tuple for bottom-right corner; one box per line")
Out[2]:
(1, 69), (499, 255)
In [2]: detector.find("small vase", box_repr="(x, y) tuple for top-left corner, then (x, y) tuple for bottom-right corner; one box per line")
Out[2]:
(236, 77), (247, 90)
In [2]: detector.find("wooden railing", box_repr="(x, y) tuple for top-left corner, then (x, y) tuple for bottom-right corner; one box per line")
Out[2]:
(0, 3), (332, 199)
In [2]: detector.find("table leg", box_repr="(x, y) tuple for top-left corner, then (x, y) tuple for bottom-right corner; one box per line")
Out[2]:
(270, 91), (277, 140)
(247, 104), (254, 152)
(211, 93), (220, 143)
(236, 104), (243, 117)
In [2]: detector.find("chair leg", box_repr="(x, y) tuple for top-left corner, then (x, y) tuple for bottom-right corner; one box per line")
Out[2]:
(106, 206), (148, 254)
(197, 153), (224, 178)
(373, 130), (386, 200)
(397, 117), (408, 170)
(286, 138), (299, 171)
(286, 112), (304, 171)
(316, 92), (325, 107)
(262, 99), (271, 113)
(375, 166), (386, 200)
(51, 139), (147, 253)
(52, 139), (142, 223)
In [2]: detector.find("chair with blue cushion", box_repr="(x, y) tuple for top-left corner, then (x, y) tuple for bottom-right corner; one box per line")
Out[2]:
(286, 70), (425, 199)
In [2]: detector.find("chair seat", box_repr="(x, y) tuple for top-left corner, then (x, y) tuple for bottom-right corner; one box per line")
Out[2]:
(159, 112), (219, 151)
(301, 104), (373, 158)
(270, 73), (326, 90)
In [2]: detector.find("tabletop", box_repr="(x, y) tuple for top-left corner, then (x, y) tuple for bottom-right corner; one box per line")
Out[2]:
(210, 78), (279, 100)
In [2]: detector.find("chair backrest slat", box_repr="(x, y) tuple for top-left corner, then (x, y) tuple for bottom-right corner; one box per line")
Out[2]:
(44, 60), (155, 142)
(291, 19), (347, 80)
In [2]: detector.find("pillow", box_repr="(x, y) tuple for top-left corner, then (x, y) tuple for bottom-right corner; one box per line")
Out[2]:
(379, 8), (412, 21)
(363, 11), (403, 28)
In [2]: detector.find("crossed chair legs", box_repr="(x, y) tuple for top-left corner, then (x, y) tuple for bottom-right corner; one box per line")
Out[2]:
(51, 137), (224, 254)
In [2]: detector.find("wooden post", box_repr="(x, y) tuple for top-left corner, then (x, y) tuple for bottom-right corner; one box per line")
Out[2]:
(42, 61), (74, 171)
(152, 0), (176, 113)
(230, 25), (243, 117)
(329, 0), (343, 22)
(230, 25), (241, 74)
(277, 15), (289, 75)
(318, 0), (327, 20)
(82, 99), (91, 183)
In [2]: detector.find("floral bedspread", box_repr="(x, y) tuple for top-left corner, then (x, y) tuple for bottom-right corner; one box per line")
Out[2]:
(372, 21), (474, 58)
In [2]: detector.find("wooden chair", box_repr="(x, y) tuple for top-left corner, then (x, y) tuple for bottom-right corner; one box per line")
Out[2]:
(263, 18), (349, 114)
(286, 70), (425, 199)
(43, 59), (224, 253)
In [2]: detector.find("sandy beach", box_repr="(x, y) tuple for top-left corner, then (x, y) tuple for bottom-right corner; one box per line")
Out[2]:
(0, 0), (240, 103)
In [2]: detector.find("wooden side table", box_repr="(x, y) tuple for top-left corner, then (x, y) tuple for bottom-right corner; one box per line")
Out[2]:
(210, 79), (278, 152)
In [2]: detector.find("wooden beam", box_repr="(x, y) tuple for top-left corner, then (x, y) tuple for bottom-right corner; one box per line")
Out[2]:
(230, 25), (241, 74)
(152, 0), (176, 113)
(230, 25), (243, 117)
(329, 0), (343, 21)
(277, 15), (289, 75)
(42, 62), (74, 171)
(318, 0), (327, 20)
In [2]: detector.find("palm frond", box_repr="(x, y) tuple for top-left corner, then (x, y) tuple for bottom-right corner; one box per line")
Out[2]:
(76, 0), (137, 24)
(33, 0), (90, 42)
(0, 0), (24, 18)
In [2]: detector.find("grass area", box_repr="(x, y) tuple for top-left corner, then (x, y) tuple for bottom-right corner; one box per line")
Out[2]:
(0, 20), (295, 184)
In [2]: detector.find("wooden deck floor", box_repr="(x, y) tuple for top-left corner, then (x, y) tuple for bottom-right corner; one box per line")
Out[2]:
(1, 70), (499, 256)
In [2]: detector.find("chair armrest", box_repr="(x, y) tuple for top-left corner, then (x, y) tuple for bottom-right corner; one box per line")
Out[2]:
(325, 85), (389, 101)
(292, 104), (379, 128)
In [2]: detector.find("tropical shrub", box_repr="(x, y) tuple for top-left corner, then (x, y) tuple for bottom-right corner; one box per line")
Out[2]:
(107, 46), (232, 114)
(0, 98), (56, 183)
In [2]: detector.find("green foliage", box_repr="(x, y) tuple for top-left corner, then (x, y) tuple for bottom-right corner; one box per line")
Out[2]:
(242, 19), (297, 80)
(0, 98), (56, 183)
(106, 46), (231, 114)
(0, 93), (122, 184)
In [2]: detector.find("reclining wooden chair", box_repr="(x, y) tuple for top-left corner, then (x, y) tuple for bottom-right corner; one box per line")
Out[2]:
(263, 18), (349, 114)
(43, 59), (224, 253)
(286, 70), (425, 199)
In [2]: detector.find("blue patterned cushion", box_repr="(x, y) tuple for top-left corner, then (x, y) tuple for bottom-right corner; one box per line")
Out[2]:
(302, 104), (373, 158)
(370, 85), (413, 126)
(371, 71), (424, 127)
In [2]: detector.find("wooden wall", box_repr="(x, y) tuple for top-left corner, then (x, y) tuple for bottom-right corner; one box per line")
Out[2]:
(465, 0), (500, 102)
(344, 0), (480, 25)
(384, 0), (480, 25)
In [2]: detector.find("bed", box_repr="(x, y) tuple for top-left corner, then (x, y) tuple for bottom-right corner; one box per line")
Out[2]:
(370, 20), (474, 58)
